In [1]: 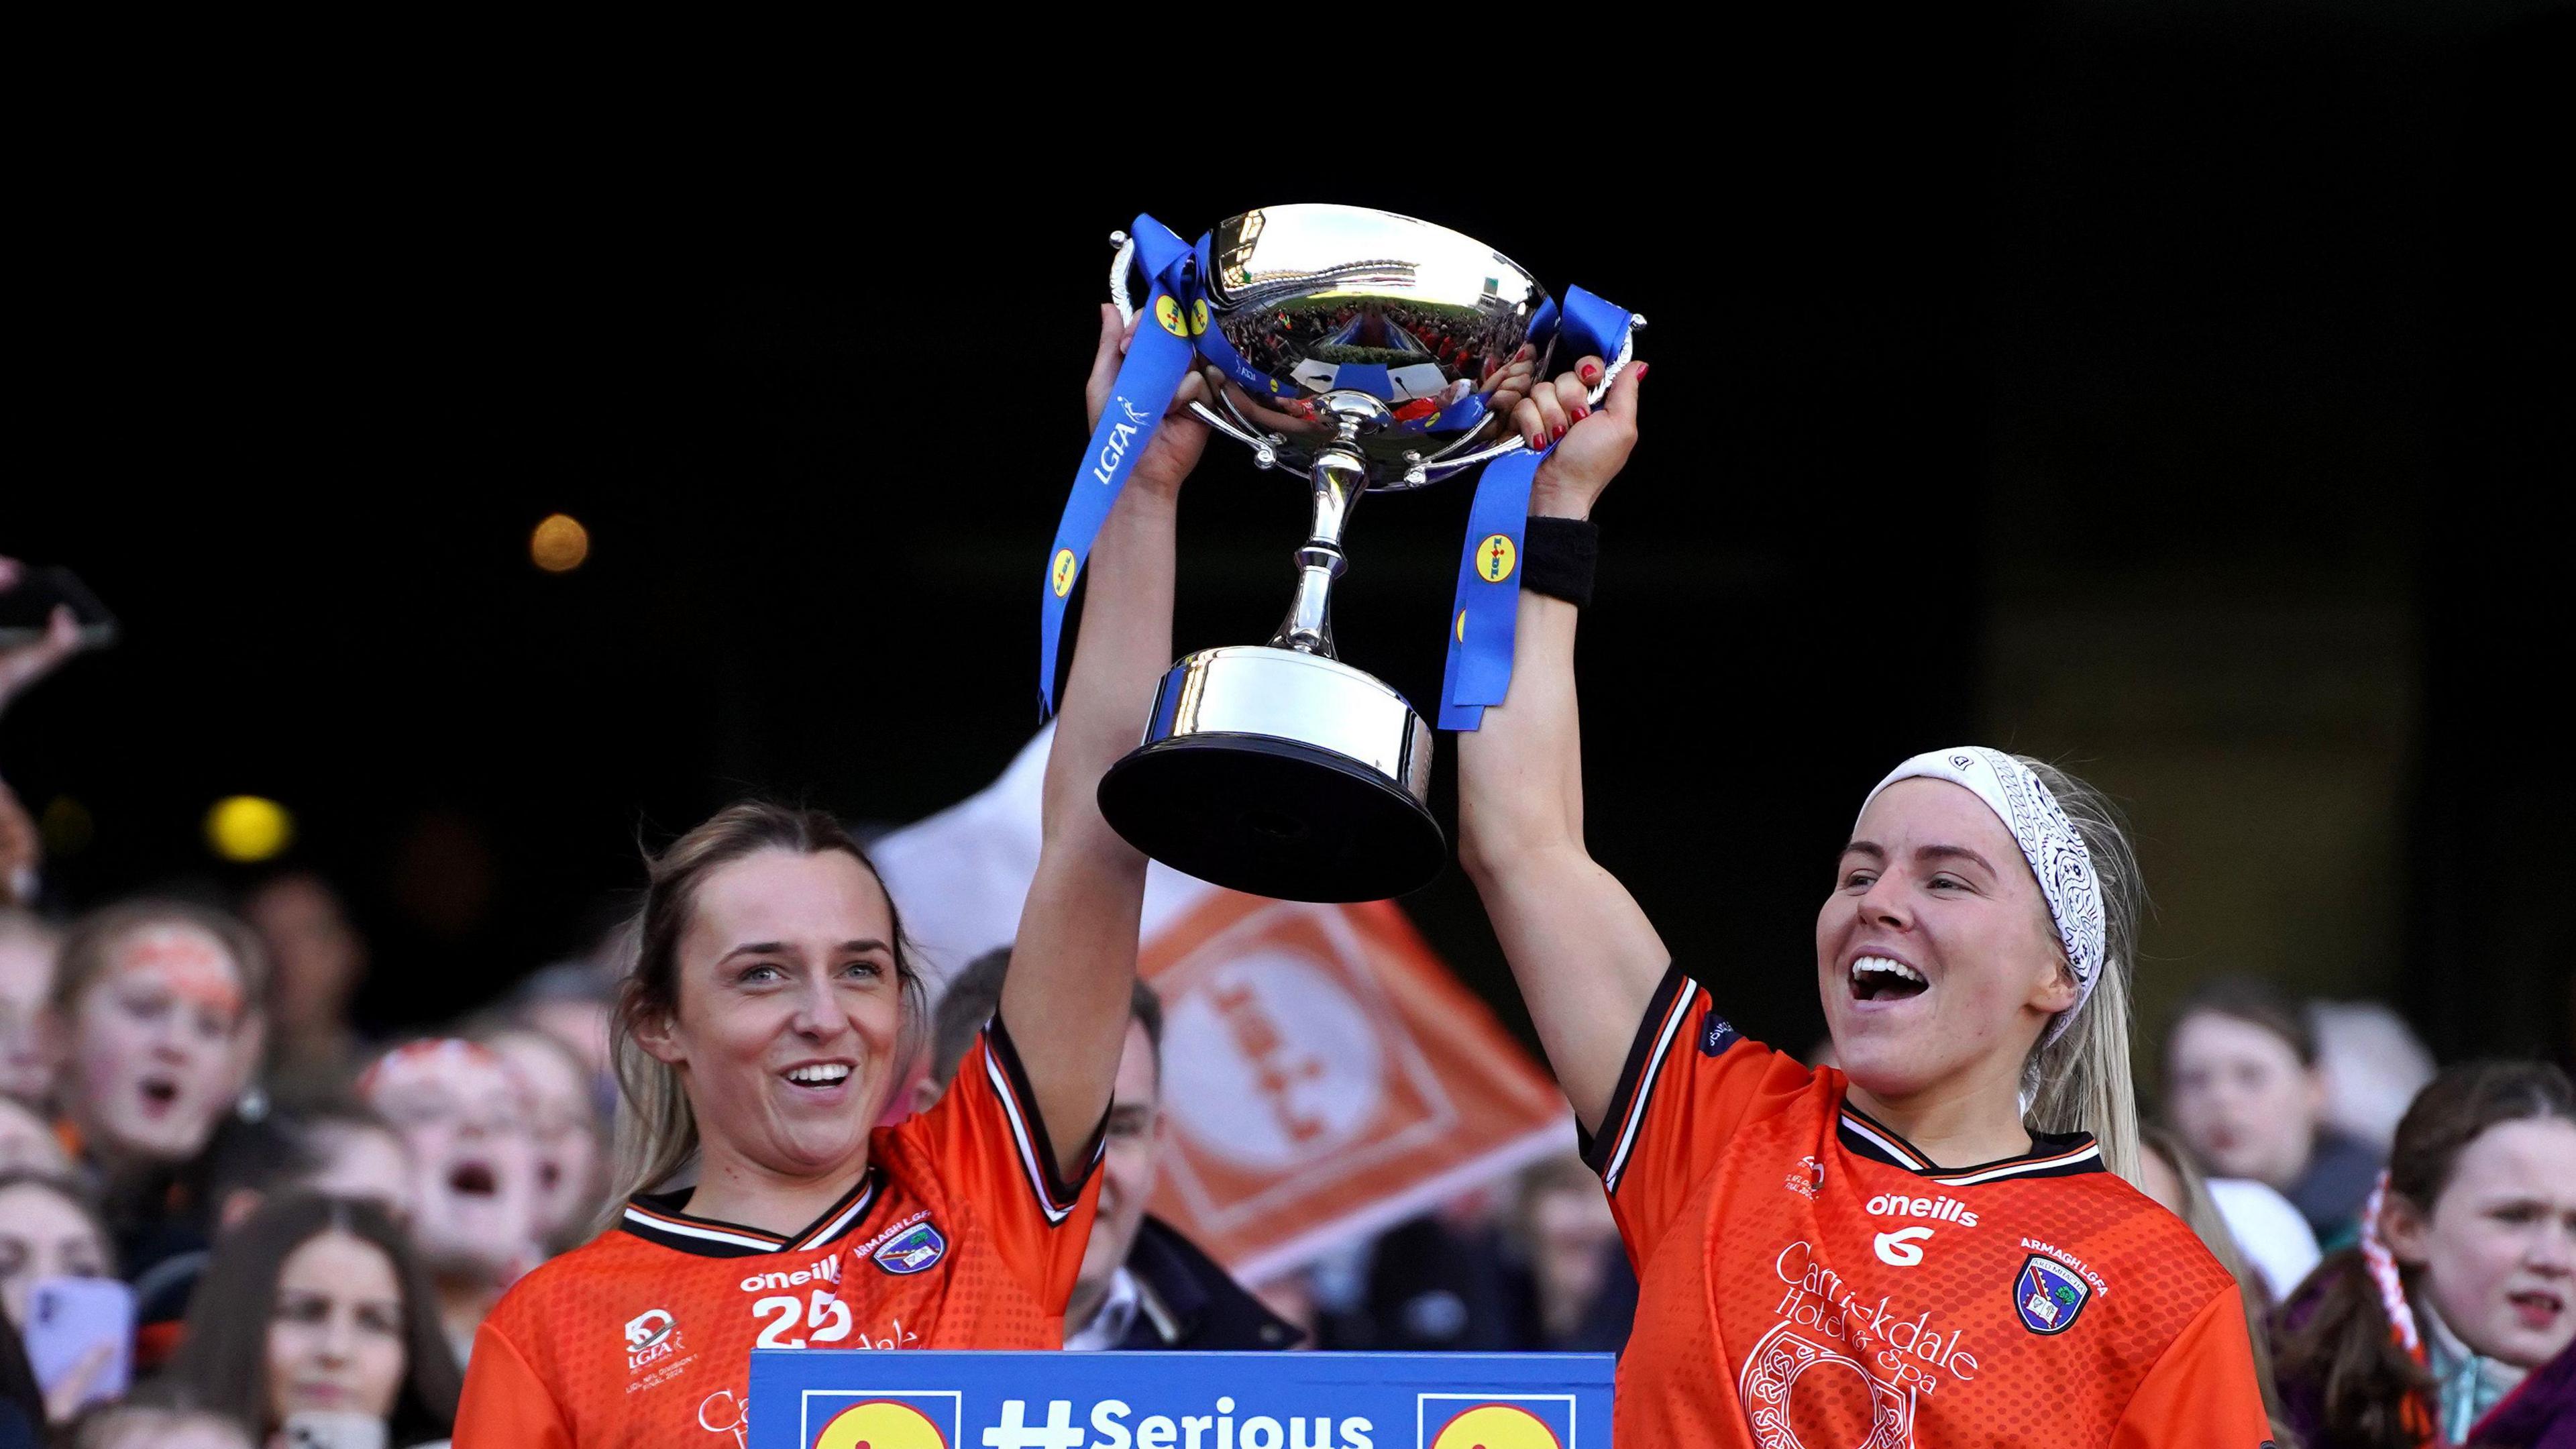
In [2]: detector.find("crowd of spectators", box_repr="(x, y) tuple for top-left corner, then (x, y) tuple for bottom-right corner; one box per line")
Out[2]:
(3, 549), (2569, 1449)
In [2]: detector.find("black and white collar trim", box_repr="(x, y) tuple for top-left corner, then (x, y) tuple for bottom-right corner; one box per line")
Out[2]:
(1836, 1103), (2103, 1186)
(620, 1167), (884, 1258)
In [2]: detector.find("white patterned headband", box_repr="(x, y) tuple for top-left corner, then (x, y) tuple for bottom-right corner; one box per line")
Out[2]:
(1857, 747), (2107, 1044)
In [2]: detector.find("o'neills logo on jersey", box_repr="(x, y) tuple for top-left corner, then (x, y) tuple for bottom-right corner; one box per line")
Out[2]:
(1867, 1191), (1979, 1228)
(1774, 1239), (1981, 1398)
(738, 1254), (840, 1295)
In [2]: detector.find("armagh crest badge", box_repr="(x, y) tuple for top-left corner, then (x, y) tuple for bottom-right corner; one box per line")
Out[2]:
(872, 1220), (947, 1276)
(2014, 1252), (2091, 1335)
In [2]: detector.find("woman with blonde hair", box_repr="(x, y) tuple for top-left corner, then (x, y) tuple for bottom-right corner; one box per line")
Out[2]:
(454, 309), (1208, 1446)
(1454, 356), (2274, 1443)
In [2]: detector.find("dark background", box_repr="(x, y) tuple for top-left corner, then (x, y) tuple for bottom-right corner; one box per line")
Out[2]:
(5, 4), (2568, 1077)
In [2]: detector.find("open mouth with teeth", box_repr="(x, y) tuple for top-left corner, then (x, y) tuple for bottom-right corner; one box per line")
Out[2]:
(783, 1063), (853, 1090)
(2508, 1288), (2567, 1330)
(1849, 955), (1929, 1003)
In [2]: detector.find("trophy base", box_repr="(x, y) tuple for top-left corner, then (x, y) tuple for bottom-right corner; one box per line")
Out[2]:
(1097, 645), (1443, 903)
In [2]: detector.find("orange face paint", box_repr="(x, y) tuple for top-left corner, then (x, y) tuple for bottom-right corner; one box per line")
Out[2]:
(113, 926), (244, 1020)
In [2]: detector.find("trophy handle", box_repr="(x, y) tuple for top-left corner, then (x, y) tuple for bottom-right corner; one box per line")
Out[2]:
(1107, 230), (1140, 327)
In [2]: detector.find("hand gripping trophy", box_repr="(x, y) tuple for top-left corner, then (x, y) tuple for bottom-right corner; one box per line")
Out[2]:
(1040, 205), (1640, 902)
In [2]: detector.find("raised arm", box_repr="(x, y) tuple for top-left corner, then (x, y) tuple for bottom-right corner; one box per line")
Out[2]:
(1001, 307), (1209, 1176)
(1455, 359), (1664, 1133)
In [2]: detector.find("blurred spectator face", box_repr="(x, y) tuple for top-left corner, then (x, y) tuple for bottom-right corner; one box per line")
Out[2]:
(301, 1120), (416, 1222)
(1817, 781), (2076, 1100)
(2165, 1009), (2324, 1189)
(0, 913), (60, 1104)
(1077, 1020), (1161, 1305)
(0, 1179), (111, 1330)
(487, 1029), (600, 1240)
(363, 1040), (537, 1278)
(1528, 1181), (1620, 1337)
(266, 1226), (408, 1428)
(2383, 1116), (2576, 1368)
(522, 996), (613, 1087)
(243, 873), (366, 1044)
(66, 921), (252, 1163)
(639, 850), (907, 1179)
(0, 1095), (68, 1174)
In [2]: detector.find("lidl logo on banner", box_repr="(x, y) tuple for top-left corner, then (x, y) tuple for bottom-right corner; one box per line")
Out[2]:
(804, 1391), (959, 1448)
(753, 1351), (1608, 1449)
(1421, 1395), (1573, 1448)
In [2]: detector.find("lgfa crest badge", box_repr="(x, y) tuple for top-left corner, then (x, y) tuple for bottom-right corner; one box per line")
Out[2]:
(2014, 1253), (2090, 1335)
(872, 1221), (947, 1276)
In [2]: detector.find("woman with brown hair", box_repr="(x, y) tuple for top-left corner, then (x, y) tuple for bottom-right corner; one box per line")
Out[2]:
(165, 1191), (461, 1449)
(452, 311), (1207, 1447)
(2274, 1061), (2576, 1448)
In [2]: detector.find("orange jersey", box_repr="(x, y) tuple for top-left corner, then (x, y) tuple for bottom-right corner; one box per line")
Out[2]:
(453, 1021), (1102, 1449)
(1589, 966), (2277, 1448)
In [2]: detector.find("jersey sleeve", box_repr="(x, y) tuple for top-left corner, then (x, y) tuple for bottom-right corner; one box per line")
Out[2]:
(452, 1318), (574, 1449)
(1578, 962), (1817, 1266)
(893, 1016), (1106, 1304)
(2108, 1284), (2280, 1449)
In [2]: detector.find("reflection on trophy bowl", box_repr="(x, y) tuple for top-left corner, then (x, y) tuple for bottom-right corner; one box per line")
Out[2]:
(1096, 204), (1589, 902)
(1123, 203), (1553, 486)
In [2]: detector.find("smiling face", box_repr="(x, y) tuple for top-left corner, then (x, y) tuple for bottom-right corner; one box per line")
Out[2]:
(2165, 1011), (2323, 1189)
(639, 849), (907, 1183)
(2385, 1117), (2576, 1368)
(0, 1180), (111, 1330)
(264, 1228), (408, 1429)
(69, 922), (253, 1164)
(364, 1040), (538, 1277)
(1817, 779), (2077, 1108)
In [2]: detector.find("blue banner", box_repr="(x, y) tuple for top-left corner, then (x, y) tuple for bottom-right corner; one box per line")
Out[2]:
(1039, 215), (1201, 714)
(748, 1348), (1614, 1449)
(1437, 287), (1631, 732)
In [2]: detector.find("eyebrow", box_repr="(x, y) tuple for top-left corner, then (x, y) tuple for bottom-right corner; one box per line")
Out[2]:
(1839, 840), (2000, 873)
(716, 939), (892, 963)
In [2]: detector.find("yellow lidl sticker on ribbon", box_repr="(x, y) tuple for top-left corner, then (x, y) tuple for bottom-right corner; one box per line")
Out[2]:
(1476, 533), (1517, 583)
(1051, 548), (1078, 598)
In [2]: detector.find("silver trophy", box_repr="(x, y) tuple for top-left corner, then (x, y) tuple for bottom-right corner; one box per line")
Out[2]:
(1095, 204), (1637, 902)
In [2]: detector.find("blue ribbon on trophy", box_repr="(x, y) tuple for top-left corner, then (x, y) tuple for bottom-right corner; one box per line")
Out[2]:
(1436, 285), (1635, 731)
(1038, 214), (1201, 713)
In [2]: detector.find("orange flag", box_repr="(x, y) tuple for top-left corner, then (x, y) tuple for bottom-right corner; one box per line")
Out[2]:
(1138, 889), (1570, 1284)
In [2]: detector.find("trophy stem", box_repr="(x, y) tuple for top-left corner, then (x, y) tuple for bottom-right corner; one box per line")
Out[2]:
(1276, 441), (1365, 656)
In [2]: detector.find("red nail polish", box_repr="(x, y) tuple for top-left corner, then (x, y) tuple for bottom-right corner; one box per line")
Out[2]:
(1572, 405), (1590, 422)
(1633, 362), (1650, 381)
(1551, 424), (1567, 443)
(1580, 364), (1600, 382)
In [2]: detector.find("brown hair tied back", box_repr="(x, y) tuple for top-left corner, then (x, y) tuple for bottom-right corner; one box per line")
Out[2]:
(2275, 1059), (2575, 1449)
(603, 802), (929, 1220)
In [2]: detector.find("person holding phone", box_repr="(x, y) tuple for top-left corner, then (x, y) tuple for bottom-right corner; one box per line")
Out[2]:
(166, 1191), (460, 1449)
(0, 1171), (120, 1427)
(452, 309), (1207, 1446)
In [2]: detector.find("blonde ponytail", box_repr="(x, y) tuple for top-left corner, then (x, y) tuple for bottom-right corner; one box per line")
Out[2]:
(2015, 757), (2145, 1186)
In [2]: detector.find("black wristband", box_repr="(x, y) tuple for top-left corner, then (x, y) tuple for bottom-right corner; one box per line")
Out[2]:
(1521, 515), (1599, 608)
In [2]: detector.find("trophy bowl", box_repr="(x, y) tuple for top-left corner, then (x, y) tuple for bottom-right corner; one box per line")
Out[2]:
(1094, 205), (1582, 902)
